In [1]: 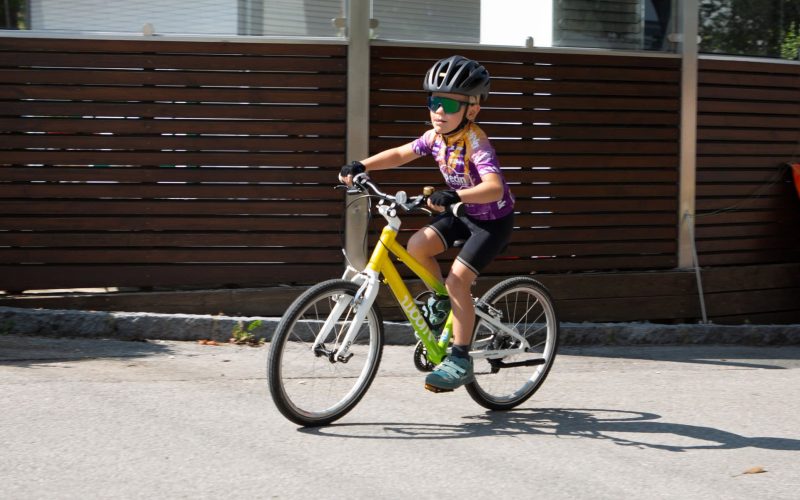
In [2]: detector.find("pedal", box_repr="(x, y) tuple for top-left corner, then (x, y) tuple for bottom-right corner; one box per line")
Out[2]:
(424, 383), (453, 393)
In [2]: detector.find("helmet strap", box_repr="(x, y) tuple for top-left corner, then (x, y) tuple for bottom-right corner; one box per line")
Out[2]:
(442, 110), (472, 140)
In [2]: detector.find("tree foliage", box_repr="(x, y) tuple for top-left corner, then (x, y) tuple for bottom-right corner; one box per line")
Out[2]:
(700, 0), (800, 59)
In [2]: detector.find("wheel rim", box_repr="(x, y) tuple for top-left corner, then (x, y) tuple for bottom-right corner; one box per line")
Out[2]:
(275, 288), (381, 421)
(471, 284), (557, 405)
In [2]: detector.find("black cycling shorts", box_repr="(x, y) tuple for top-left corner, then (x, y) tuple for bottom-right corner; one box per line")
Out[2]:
(425, 211), (514, 275)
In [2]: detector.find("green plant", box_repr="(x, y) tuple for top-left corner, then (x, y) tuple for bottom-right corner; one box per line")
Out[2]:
(781, 22), (800, 60)
(230, 320), (264, 346)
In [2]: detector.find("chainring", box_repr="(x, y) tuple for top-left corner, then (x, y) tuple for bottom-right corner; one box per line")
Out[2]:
(413, 340), (436, 372)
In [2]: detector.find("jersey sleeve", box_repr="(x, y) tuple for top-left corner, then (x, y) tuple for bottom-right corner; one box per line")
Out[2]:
(411, 129), (436, 157)
(471, 140), (502, 178)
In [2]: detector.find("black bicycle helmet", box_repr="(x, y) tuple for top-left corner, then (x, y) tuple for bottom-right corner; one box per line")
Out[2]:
(423, 55), (491, 102)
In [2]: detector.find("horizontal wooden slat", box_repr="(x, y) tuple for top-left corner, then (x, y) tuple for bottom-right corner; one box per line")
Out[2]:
(0, 101), (347, 120)
(699, 100), (800, 115)
(508, 240), (675, 256)
(0, 151), (344, 167)
(0, 118), (346, 136)
(698, 86), (800, 102)
(511, 227), (675, 243)
(0, 37), (347, 55)
(699, 57), (800, 75)
(0, 51), (347, 72)
(372, 45), (681, 69)
(699, 114), (800, 129)
(0, 69), (347, 88)
(0, 166), (336, 184)
(0, 86), (346, 105)
(0, 247), (343, 264)
(698, 143), (800, 155)
(0, 199), (343, 216)
(0, 264), (343, 290)
(695, 184), (791, 197)
(0, 135), (344, 152)
(698, 250), (800, 266)
(1, 232), (341, 247)
(0, 216), (341, 231)
(0, 184), (341, 199)
(481, 255), (677, 273)
(515, 198), (676, 212)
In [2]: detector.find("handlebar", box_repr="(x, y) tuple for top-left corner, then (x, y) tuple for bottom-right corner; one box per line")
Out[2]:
(342, 173), (466, 217)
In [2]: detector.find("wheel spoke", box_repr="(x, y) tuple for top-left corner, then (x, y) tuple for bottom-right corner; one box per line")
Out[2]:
(466, 278), (559, 411)
(267, 280), (384, 427)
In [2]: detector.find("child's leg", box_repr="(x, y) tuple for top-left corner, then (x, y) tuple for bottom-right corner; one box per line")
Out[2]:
(424, 259), (477, 392)
(446, 260), (477, 348)
(407, 227), (445, 283)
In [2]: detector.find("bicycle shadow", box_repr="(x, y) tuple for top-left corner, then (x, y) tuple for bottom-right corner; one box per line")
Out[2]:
(301, 408), (800, 452)
(561, 345), (800, 371)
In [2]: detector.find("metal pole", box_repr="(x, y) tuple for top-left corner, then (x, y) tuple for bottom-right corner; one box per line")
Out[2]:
(677, 0), (699, 270)
(343, 0), (371, 271)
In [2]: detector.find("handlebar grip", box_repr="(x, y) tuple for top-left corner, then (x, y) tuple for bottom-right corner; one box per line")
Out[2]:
(449, 202), (466, 217)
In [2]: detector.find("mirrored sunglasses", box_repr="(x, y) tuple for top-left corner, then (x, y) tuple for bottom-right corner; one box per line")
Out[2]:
(427, 96), (470, 114)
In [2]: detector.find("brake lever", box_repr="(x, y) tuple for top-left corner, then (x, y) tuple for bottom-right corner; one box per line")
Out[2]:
(335, 184), (363, 195)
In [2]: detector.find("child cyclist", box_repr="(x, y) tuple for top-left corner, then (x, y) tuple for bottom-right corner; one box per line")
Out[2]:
(339, 55), (515, 393)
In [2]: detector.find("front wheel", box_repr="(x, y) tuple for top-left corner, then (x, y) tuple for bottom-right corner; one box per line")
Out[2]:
(466, 277), (559, 411)
(267, 279), (384, 427)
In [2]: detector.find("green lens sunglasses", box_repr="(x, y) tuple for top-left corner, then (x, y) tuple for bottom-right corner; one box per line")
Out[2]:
(427, 96), (471, 114)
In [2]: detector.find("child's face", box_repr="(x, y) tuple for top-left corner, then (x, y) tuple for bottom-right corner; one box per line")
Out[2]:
(428, 92), (480, 135)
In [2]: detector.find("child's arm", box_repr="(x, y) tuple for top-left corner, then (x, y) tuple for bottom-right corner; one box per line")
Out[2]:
(456, 173), (504, 204)
(361, 142), (420, 171)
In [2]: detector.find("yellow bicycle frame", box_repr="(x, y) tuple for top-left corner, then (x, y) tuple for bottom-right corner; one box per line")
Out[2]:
(364, 224), (453, 365)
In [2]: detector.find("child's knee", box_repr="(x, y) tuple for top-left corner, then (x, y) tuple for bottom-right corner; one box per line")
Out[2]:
(445, 272), (471, 293)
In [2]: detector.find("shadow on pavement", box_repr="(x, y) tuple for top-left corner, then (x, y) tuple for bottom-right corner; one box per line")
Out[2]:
(561, 345), (800, 370)
(0, 335), (174, 367)
(304, 407), (800, 452)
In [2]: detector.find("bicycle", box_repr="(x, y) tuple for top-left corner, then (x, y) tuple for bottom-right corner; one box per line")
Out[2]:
(267, 174), (559, 427)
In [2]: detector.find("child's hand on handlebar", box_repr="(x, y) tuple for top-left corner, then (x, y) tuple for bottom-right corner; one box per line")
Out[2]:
(339, 161), (365, 186)
(427, 190), (460, 212)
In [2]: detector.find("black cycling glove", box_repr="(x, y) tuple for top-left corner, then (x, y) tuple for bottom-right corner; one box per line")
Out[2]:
(428, 190), (461, 207)
(340, 161), (365, 179)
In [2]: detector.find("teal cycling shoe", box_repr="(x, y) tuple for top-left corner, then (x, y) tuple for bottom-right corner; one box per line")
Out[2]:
(424, 356), (474, 393)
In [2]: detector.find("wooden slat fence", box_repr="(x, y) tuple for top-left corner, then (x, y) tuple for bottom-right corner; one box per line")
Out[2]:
(369, 45), (681, 275)
(0, 37), (347, 291)
(696, 57), (800, 267)
(1, 38), (798, 325)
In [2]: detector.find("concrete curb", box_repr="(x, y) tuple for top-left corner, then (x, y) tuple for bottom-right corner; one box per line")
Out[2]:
(2, 306), (800, 345)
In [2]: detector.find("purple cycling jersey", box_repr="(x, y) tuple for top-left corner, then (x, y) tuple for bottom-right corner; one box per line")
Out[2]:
(411, 124), (514, 220)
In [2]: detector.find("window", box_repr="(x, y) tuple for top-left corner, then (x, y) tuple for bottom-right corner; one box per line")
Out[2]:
(4, 0), (345, 37)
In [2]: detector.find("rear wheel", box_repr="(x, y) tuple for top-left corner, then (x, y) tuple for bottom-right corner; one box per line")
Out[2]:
(465, 277), (559, 411)
(267, 279), (384, 427)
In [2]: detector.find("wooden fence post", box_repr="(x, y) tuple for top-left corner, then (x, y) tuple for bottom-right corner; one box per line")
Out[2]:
(678, 0), (699, 269)
(343, 0), (371, 272)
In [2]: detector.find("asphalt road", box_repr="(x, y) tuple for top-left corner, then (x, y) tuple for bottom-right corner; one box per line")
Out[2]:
(1, 335), (799, 499)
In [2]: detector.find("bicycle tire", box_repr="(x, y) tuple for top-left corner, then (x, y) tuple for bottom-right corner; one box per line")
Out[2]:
(267, 279), (384, 427)
(465, 277), (559, 411)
